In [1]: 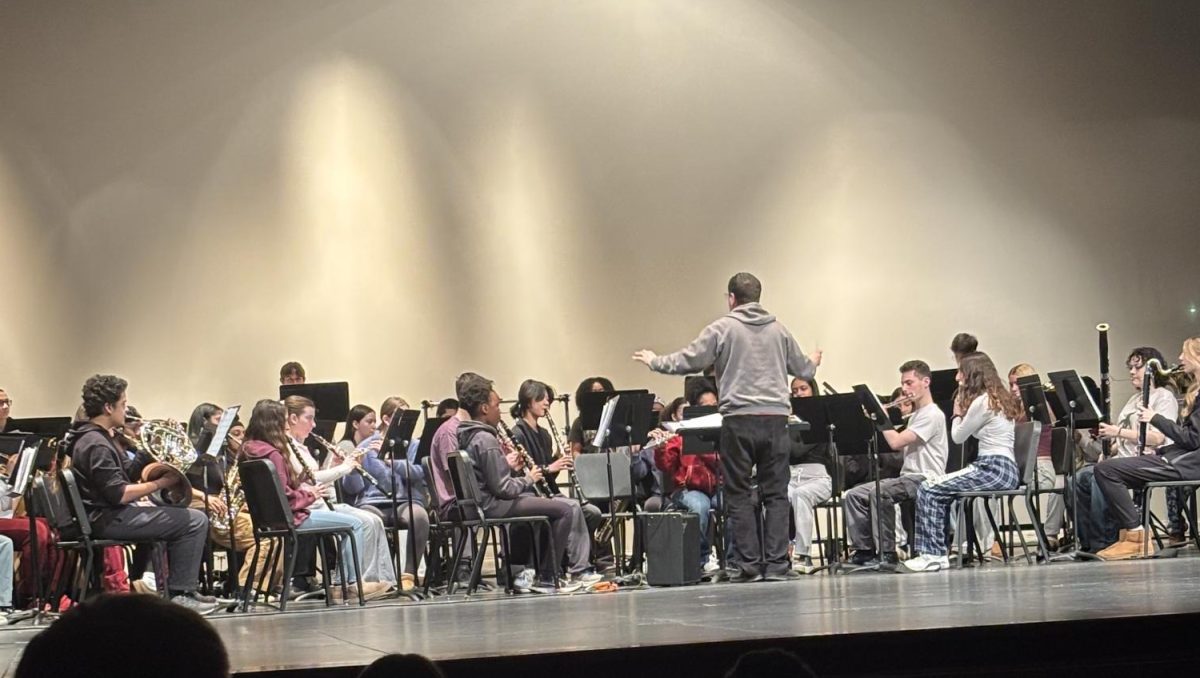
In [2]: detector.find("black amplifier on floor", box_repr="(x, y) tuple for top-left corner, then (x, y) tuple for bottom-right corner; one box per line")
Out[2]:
(643, 512), (701, 586)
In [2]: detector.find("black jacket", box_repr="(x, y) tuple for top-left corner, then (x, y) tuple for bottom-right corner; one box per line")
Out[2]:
(1152, 406), (1200, 480)
(64, 420), (153, 516)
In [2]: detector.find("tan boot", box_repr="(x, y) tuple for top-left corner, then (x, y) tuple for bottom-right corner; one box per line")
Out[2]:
(330, 580), (392, 602)
(1098, 529), (1150, 561)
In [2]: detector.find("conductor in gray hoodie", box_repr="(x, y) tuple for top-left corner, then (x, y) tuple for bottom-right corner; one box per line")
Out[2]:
(634, 272), (821, 581)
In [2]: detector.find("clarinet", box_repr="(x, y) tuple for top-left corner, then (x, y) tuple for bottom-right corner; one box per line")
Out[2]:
(1138, 363), (1154, 454)
(1098, 323), (1113, 459)
(292, 439), (336, 510)
(545, 412), (587, 506)
(495, 420), (554, 499)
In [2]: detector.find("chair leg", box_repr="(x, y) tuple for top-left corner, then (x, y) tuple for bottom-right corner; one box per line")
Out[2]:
(241, 537), (262, 612)
(1027, 491), (1051, 562)
(955, 500), (965, 569)
(983, 499), (1006, 563)
(1141, 490), (1153, 558)
(1009, 496), (1032, 565)
(279, 537), (297, 612)
(345, 531), (365, 607)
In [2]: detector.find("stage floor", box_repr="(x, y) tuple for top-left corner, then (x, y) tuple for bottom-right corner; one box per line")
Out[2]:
(4, 556), (1200, 676)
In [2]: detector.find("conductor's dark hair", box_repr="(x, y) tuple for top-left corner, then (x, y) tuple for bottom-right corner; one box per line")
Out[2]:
(15, 594), (229, 678)
(459, 375), (496, 418)
(81, 375), (128, 419)
(727, 272), (762, 305)
(899, 360), (932, 380)
(950, 333), (978, 356)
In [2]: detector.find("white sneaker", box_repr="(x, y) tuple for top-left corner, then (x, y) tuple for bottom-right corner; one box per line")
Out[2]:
(573, 571), (604, 586)
(703, 554), (721, 574)
(513, 568), (536, 593)
(794, 557), (816, 575)
(901, 554), (950, 573)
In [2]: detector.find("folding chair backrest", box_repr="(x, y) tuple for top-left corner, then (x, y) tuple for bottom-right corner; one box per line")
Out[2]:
(1014, 421), (1042, 487)
(32, 474), (76, 536)
(238, 459), (297, 534)
(1050, 427), (1070, 475)
(57, 469), (95, 539)
(448, 451), (483, 517)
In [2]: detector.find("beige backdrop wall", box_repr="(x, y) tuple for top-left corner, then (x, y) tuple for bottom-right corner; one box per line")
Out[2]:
(2, 1), (1198, 421)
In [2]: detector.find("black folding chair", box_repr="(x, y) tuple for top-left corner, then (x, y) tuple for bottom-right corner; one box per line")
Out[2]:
(954, 421), (1043, 567)
(238, 459), (364, 611)
(44, 469), (167, 604)
(446, 451), (554, 595)
(1141, 480), (1200, 556)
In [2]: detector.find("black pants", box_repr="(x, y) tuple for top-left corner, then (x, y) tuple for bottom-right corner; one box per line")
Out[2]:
(488, 496), (571, 583)
(94, 505), (208, 593)
(720, 415), (790, 576)
(1094, 455), (1183, 529)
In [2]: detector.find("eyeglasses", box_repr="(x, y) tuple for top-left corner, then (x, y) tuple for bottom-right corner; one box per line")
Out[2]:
(0, 400), (11, 408)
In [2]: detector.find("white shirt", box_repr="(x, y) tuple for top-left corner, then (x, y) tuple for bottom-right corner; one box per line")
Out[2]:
(952, 394), (1016, 462)
(289, 438), (353, 502)
(1083, 388), (1179, 460)
(901, 403), (949, 480)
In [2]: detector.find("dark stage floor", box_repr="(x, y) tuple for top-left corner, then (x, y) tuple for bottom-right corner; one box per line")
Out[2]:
(4, 557), (1200, 677)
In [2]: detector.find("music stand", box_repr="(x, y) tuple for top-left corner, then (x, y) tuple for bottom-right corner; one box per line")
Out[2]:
(380, 409), (421, 598)
(4, 436), (58, 624)
(790, 394), (872, 573)
(592, 391), (654, 574)
(281, 383), (349, 465)
(848, 385), (907, 573)
(5, 418), (71, 440)
(1045, 370), (1103, 562)
(672, 406), (723, 576)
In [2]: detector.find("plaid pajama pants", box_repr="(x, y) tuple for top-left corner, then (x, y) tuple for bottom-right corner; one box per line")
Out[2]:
(915, 455), (1020, 557)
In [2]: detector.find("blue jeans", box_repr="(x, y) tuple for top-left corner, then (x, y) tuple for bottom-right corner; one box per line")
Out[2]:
(0, 535), (12, 608)
(299, 509), (366, 583)
(672, 490), (714, 567)
(1074, 465), (1118, 552)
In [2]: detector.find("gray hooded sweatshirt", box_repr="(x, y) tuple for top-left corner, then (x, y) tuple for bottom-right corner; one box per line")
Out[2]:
(458, 419), (531, 516)
(649, 302), (815, 417)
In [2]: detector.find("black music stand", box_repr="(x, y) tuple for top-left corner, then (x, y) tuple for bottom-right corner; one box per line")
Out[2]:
(280, 382), (349, 464)
(3, 435), (57, 624)
(379, 409), (421, 598)
(849, 385), (902, 573)
(590, 390), (654, 574)
(1046, 370), (1103, 563)
(790, 394), (872, 574)
(5, 418), (71, 440)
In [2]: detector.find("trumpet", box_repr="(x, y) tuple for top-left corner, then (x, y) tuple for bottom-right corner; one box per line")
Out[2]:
(310, 433), (389, 497)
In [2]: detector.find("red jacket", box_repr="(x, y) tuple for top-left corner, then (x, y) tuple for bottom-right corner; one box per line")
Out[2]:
(241, 440), (317, 527)
(654, 436), (721, 497)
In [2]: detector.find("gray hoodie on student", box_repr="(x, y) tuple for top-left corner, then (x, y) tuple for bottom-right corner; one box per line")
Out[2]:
(649, 302), (815, 417)
(458, 419), (531, 515)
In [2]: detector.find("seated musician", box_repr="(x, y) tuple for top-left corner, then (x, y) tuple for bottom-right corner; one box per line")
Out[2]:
(337, 401), (430, 588)
(787, 377), (832, 573)
(1071, 348), (1178, 553)
(456, 374), (577, 594)
(282, 396), (397, 597)
(1006, 364), (1066, 549)
(904, 353), (1020, 573)
(648, 385), (723, 573)
(1094, 337), (1200, 560)
(510, 380), (603, 585)
(65, 375), (216, 612)
(0, 389), (58, 609)
(240, 398), (390, 600)
(845, 361), (948, 570)
(279, 361), (306, 385)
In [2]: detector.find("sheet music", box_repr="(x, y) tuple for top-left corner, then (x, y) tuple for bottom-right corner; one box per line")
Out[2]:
(10, 442), (35, 497)
(592, 395), (621, 448)
(204, 405), (241, 457)
(663, 412), (723, 433)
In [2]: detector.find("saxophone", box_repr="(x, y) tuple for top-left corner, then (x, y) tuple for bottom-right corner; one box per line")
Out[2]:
(210, 459), (244, 533)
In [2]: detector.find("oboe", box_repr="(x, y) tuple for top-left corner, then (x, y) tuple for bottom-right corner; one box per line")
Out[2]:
(545, 412), (587, 506)
(495, 420), (554, 498)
